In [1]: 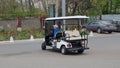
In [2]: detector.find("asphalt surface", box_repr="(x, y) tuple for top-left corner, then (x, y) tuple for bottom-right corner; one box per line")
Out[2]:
(0, 33), (120, 68)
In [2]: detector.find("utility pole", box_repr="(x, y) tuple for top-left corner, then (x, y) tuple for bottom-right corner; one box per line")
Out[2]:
(55, 0), (58, 17)
(62, 0), (66, 31)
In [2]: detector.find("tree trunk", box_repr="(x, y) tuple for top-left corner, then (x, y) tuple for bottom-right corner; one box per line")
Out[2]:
(20, 0), (24, 12)
(71, 2), (77, 15)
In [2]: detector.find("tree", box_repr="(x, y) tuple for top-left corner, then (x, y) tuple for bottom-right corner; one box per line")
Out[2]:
(66, 0), (101, 15)
(102, 0), (120, 14)
(0, 0), (45, 19)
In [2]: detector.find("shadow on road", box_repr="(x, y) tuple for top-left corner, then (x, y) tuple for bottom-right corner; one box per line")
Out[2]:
(45, 48), (89, 56)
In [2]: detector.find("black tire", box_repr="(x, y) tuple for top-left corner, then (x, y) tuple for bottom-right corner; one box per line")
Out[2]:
(97, 28), (102, 33)
(78, 50), (84, 54)
(61, 46), (67, 54)
(41, 42), (46, 50)
(108, 31), (112, 34)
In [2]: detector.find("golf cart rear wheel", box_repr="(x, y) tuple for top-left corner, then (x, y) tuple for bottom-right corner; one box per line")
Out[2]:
(78, 50), (84, 54)
(41, 42), (46, 50)
(61, 46), (67, 54)
(108, 31), (112, 34)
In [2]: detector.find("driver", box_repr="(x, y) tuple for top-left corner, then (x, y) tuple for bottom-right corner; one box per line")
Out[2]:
(53, 24), (60, 39)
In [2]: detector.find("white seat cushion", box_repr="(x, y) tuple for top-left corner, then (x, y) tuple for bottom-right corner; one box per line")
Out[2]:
(65, 30), (82, 40)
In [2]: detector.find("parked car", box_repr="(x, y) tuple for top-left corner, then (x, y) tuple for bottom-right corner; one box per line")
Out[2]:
(83, 20), (117, 33)
(112, 21), (120, 32)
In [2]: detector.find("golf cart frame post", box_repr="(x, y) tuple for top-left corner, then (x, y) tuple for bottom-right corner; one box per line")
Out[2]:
(42, 15), (89, 54)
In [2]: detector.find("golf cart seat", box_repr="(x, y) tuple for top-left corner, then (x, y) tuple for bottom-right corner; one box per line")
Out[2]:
(56, 32), (63, 40)
(65, 30), (82, 40)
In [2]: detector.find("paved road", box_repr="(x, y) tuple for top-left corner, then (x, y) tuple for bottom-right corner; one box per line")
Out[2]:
(0, 33), (120, 68)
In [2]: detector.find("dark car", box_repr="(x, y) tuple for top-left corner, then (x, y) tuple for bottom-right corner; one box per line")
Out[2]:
(83, 20), (117, 33)
(112, 21), (120, 32)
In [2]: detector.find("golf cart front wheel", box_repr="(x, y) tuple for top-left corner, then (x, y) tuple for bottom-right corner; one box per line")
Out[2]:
(61, 46), (67, 54)
(41, 42), (46, 50)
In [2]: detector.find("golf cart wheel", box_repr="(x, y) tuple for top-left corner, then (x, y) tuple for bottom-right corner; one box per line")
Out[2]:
(61, 46), (67, 54)
(41, 42), (46, 50)
(97, 28), (102, 33)
(78, 50), (84, 54)
(108, 31), (112, 34)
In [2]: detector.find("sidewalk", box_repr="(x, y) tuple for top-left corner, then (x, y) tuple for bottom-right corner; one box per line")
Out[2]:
(0, 38), (44, 44)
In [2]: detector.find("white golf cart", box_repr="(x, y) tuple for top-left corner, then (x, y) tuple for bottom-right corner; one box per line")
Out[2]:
(41, 16), (89, 54)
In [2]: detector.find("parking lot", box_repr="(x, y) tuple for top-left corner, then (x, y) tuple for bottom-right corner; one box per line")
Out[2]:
(0, 32), (120, 68)
(90, 32), (120, 38)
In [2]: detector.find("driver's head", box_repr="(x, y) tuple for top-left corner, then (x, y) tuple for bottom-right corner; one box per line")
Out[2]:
(53, 24), (58, 29)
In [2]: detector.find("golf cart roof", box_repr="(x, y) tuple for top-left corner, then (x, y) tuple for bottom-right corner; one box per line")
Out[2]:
(45, 15), (89, 21)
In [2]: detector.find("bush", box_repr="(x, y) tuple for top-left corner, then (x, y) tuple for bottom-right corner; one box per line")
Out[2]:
(79, 29), (89, 37)
(13, 30), (31, 40)
(32, 29), (44, 38)
(0, 29), (44, 41)
(0, 31), (10, 41)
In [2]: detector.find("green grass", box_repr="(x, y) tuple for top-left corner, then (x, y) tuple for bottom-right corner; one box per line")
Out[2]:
(0, 29), (44, 41)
